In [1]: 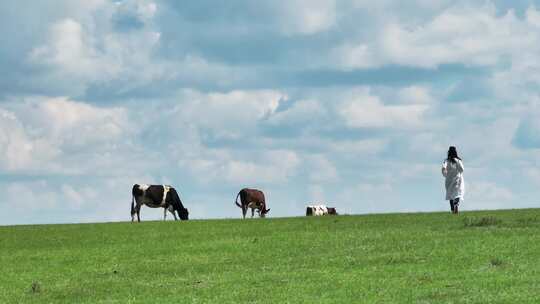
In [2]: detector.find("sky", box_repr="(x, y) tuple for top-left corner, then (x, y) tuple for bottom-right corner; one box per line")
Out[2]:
(1, 0), (540, 225)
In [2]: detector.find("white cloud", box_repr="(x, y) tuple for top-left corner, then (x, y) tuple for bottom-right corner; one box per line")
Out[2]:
(466, 181), (514, 209)
(339, 88), (428, 128)
(225, 150), (301, 184)
(179, 148), (300, 185)
(22, 97), (130, 148)
(29, 18), (122, 82)
(0, 108), (59, 171)
(348, 0), (453, 13)
(278, 0), (336, 35)
(332, 4), (538, 69)
(61, 184), (94, 210)
(114, 0), (157, 22)
(306, 154), (338, 182)
(307, 184), (327, 203)
(27, 1), (169, 93)
(331, 139), (387, 155)
(527, 5), (540, 27)
(514, 110), (540, 149)
(526, 167), (540, 185)
(4, 181), (59, 211)
(331, 43), (379, 69)
(176, 89), (286, 139)
(0, 109), (33, 170)
(398, 86), (434, 104)
(267, 99), (325, 125)
(0, 97), (131, 173)
(380, 7), (514, 68)
(335, 181), (396, 214)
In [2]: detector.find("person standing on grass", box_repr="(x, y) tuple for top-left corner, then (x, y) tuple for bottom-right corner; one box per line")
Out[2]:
(441, 146), (465, 214)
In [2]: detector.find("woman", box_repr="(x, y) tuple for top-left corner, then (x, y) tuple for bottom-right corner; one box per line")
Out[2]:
(441, 146), (465, 214)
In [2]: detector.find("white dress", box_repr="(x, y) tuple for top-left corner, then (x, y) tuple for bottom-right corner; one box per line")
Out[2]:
(441, 158), (465, 200)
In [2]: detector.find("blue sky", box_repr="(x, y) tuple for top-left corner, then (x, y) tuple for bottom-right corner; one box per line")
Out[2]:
(1, 0), (539, 225)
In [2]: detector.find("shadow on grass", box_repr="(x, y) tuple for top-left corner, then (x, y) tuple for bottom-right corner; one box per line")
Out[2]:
(462, 214), (540, 229)
(513, 216), (540, 227)
(30, 281), (41, 294)
(463, 216), (501, 228)
(490, 257), (504, 267)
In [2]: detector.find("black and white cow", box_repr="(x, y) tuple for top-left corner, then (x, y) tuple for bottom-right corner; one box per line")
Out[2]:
(131, 184), (189, 222)
(306, 205), (338, 216)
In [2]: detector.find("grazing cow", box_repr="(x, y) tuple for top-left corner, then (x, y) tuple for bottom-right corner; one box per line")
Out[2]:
(131, 184), (189, 222)
(306, 205), (338, 216)
(235, 188), (270, 219)
(327, 207), (338, 215)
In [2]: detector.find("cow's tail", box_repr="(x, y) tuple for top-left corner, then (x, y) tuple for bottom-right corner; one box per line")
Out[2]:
(235, 191), (242, 208)
(131, 195), (135, 216)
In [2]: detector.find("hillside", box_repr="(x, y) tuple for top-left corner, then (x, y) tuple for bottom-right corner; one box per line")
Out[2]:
(1, 209), (540, 303)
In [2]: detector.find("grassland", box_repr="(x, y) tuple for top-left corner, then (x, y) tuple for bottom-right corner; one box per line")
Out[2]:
(1, 209), (540, 303)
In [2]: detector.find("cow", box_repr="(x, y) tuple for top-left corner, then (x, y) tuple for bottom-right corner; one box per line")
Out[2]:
(327, 207), (338, 215)
(234, 188), (270, 219)
(131, 184), (189, 222)
(306, 205), (338, 216)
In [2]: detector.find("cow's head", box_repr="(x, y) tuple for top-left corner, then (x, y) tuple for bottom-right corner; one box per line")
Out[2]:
(178, 208), (189, 220)
(260, 208), (270, 218)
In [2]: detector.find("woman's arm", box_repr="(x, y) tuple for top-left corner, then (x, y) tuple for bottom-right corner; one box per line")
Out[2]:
(456, 159), (464, 173)
(441, 160), (448, 177)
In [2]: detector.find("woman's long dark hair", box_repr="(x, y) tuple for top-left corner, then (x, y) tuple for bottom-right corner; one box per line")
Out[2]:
(447, 146), (462, 163)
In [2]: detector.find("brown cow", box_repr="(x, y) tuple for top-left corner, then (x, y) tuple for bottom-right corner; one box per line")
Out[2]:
(234, 188), (270, 219)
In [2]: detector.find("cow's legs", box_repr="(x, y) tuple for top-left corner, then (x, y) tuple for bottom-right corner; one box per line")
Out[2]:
(164, 208), (167, 221)
(136, 207), (141, 222)
(242, 206), (247, 219)
(168, 208), (178, 221)
(251, 208), (255, 218)
(132, 203), (140, 222)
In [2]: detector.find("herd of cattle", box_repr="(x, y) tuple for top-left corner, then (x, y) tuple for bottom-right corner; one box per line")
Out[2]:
(131, 184), (338, 222)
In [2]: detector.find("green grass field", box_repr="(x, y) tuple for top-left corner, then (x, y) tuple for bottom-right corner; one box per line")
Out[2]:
(1, 209), (540, 303)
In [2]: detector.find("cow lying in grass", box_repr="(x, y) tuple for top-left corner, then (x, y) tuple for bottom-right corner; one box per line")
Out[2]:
(235, 188), (270, 219)
(306, 205), (338, 216)
(131, 184), (189, 222)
